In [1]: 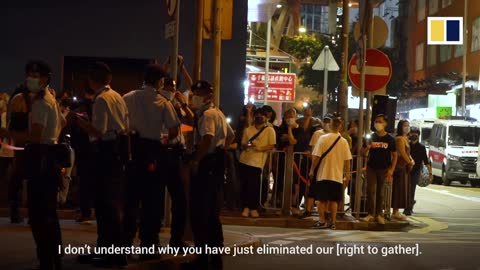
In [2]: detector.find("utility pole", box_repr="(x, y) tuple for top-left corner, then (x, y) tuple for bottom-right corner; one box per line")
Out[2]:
(264, 17), (272, 105)
(213, 0), (222, 106)
(461, 0), (468, 116)
(194, 0), (204, 81)
(339, 0), (350, 123)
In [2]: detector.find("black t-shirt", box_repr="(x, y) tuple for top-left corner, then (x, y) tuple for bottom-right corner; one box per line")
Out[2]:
(367, 133), (397, 169)
(276, 124), (305, 152)
(410, 141), (429, 172)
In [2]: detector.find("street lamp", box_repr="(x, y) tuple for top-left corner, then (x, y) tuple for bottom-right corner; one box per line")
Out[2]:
(299, 26), (307, 33)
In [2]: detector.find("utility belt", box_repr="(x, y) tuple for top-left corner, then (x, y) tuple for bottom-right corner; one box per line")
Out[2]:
(23, 143), (72, 179)
(94, 132), (130, 164)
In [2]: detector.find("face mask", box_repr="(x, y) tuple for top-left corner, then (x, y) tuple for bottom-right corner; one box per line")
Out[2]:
(26, 77), (42, 93)
(286, 118), (296, 126)
(409, 135), (419, 142)
(254, 116), (265, 125)
(190, 95), (205, 110)
(374, 123), (385, 132)
(403, 126), (410, 134)
(323, 123), (330, 131)
(160, 90), (174, 101)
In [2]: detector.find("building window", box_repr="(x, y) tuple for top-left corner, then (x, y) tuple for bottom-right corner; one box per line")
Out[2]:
(441, 0), (452, 8)
(427, 45), (437, 67)
(454, 45), (464, 57)
(416, 43), (425, 71)
(301, 4), (329, 34)
(417, 0), (426, 22)
(429, 0), (438, 15)
(440, 45), (452, 62)
(472, 17), (480, 52)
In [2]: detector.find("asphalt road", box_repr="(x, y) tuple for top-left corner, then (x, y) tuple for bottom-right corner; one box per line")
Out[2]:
(221, 184), (480, 270)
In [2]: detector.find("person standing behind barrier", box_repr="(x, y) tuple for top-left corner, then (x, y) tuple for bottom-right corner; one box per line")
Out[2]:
(391, 120), (414, 221)
(405, 129), (432, 216)
(72, 62), (128, 268)
(188, 80), (234, 269)
(308, 117), (351, 230)
(123, 65), (181, 259)
(239, 108), (276, 218)
(1, 60), (66, 270)
(361, 114), (397, 225)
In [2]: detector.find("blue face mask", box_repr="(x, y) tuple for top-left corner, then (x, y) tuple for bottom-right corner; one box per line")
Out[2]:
(26, 77), (42, 92)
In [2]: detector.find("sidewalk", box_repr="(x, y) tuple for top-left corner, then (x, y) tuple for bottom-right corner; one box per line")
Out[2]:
(0, 208), (411, 232)
(0, 218), (260, 270)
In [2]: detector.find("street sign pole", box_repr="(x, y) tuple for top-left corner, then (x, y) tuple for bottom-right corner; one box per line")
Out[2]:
(264, 17), (272, 105)
(170, 0), (180, 80)
(323, 46), (329, 116)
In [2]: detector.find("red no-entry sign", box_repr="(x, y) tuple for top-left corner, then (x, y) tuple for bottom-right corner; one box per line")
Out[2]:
(348, 48), (392, 92)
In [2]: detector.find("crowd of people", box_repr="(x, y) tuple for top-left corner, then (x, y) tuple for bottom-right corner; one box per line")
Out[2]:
(0, 59), (435, 270)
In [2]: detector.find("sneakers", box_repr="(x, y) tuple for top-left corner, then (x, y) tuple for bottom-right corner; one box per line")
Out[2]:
(376, 215), (385, 225)
(241, 208), (250, 217)
(329, 224), (336, 230)
(403, 209), (412, 216)
(311, 221), (329, 229)
(250, 210), (260, 218)
(392, 212), (407, 221)
(361, 215), (375, 222)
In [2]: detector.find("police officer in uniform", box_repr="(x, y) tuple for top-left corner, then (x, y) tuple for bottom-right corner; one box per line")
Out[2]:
(72, 62), (128, 267)
(122, 65), (181, 258)
(188, 80), (235, 269)
(1, 60), (66, 270)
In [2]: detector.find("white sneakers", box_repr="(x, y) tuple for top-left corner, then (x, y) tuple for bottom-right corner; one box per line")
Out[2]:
(376, 215), (385, 225)
(361, 215), (375, 222)
(392, 212), (407, 221)
(241, 208), (260, 218)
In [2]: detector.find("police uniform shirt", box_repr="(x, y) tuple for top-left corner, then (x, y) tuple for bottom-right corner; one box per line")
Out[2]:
(123, 85), (180, 142)
(195, 104), (234, 153)
(31, 88), (64, 144)
(92, 85), (128, 141)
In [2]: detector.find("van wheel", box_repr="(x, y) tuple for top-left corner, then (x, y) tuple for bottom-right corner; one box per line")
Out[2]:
(442, 168), (451, 186)
(432, 175), (442, 185)
(460, 180), (468, 185)
(471, 180), (480, 188)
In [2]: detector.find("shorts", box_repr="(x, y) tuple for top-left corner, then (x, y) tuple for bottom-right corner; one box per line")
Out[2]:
(309, 180), (343, 202)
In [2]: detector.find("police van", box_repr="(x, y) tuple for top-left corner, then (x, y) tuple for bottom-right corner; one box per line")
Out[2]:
(428, 116), (480, 187)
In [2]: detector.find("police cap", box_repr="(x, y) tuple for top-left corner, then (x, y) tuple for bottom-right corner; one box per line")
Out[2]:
(191, 80), (213, 94)
(25, 60), (52, 77)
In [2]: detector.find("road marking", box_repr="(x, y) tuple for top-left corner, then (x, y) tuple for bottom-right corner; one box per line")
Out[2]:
(422, 187), (480, 203)
(254, 230), (316, 238)
(267, 240), (294, 245)
(284, 237), (309, 241)
(408, 217), (448, 234)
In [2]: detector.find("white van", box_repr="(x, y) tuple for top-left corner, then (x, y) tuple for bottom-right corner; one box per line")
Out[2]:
(410, 118), (435, 146)
(428, 117), (480, 186)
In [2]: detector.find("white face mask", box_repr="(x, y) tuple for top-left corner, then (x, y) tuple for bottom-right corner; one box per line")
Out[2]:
(160, 89), (174, 101)
(286, 118), (296, 126)
(190, 95), (205, 110)
(26, 77), (42, 93)
(323, 123), (330, 131)
(374, 123), (385, 132)
(403, 126), (410, 134)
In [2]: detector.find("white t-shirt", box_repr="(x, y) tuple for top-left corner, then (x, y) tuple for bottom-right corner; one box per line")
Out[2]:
(239, 125), (276, 169)
(312, 132), (352, 183)
(195, 104), (234, 153)
(309, 129), (326, 148)
(31, 89), (64, 144)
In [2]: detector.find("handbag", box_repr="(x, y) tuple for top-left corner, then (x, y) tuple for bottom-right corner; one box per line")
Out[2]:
(310, 135), (342, 180)
(417, 164), (431, 187)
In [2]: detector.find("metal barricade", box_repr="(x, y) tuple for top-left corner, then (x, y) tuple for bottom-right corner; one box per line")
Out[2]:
(261, 150), (287, 211)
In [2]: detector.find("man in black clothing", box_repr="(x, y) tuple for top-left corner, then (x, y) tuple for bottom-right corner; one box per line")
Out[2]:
(405, 129), (433, 215)
(361, 114), (398, 224)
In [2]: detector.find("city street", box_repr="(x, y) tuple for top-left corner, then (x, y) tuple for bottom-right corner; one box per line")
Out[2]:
(221, 184), (480, 270)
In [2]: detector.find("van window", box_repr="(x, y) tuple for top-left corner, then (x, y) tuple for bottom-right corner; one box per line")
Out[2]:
(421, 128), (431, 144)
(448, 126), (480, 146)
(429, 124), (439, 146)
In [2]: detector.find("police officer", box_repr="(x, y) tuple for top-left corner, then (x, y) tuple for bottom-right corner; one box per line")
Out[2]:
(188, 80), (235, 269)
(1, 60), (66, 270)
(157, 77), (193, 248)
(122, 65), (181, 259)
(71, 62), (128, 267)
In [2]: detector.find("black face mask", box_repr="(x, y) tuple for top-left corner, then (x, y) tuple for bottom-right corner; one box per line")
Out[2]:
(254, 116), (265, 125)
(409, 135), (419, 142)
